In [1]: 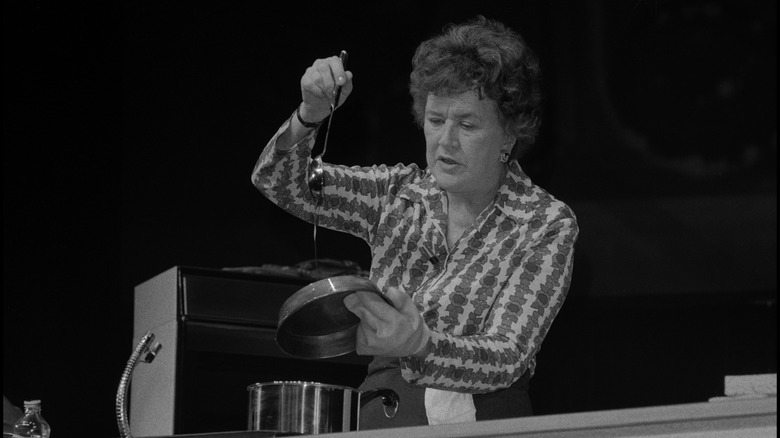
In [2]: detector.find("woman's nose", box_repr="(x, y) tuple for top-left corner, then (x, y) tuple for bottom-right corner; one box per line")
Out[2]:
(438, 122), (459, 148)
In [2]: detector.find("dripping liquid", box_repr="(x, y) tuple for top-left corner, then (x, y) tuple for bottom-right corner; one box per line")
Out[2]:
(313, 206), (319, 270)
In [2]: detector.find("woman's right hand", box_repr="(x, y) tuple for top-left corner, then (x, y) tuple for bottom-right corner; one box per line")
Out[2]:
(299, 55), (353, 125)
(343, 287), (431, 358)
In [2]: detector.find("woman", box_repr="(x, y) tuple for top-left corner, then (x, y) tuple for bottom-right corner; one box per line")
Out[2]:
(252, 16), (578, 428)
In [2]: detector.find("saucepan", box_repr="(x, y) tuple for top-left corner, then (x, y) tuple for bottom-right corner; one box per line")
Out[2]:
(248, 381), (398, 434)
(276, 275), (392, 359)
(256, 276), (399, 434)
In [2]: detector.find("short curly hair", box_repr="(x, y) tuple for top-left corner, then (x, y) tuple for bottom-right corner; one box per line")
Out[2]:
(409, 16), (542, 158)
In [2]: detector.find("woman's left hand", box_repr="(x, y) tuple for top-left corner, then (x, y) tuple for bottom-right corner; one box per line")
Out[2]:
(343, 287), (430, 358)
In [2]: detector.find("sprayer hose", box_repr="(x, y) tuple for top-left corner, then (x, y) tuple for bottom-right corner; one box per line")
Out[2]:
(115, 332), (155, 438)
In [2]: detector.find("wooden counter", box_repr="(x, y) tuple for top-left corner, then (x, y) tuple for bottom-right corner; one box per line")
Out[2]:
(143, 396), (775, 438)
(328, 397), (776, 438)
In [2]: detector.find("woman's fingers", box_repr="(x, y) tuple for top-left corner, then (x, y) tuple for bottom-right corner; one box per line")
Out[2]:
(300, 55), (353, 120)
(384, 287), (411, 310)
(344, 291), (392, 317)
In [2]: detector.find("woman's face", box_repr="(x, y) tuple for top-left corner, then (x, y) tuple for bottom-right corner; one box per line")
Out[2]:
(424, 91), (512, 202)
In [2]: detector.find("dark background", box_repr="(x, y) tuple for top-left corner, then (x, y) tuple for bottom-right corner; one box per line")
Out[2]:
(3, 1), (776, 436)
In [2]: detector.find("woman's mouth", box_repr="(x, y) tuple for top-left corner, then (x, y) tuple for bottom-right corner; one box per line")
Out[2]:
(438, 156), (459, 166)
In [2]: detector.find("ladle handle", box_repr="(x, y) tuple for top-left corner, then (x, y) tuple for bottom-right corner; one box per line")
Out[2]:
(333, 50), (348, 110)
(360, 388), (399, 419)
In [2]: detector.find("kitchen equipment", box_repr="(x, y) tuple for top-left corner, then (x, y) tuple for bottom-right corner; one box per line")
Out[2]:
(247, 381), (398, 434)
(276, 275), (391, 359)
(116, 331), (162, 438)
(306, 49), (348, 204)
(306, 50), (348, 270)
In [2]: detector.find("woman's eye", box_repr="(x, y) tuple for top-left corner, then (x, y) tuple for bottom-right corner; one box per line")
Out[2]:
(427, 118), (444, 126)
(460, 122), (475, 130)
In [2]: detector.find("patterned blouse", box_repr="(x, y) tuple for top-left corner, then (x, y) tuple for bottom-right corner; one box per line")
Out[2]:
(252, 114), (578, 394)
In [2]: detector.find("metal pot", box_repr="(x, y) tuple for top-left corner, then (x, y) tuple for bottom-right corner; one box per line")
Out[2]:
(247, 381), (399, 434)
(276, 275), (391, 359)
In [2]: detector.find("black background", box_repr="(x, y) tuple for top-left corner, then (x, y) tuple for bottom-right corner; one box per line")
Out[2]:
(3, 1), (776, 436)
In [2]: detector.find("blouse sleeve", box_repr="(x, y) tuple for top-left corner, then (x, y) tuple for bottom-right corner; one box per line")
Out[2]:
(399, 209), (579, 394)
(251, 114), (419, 243)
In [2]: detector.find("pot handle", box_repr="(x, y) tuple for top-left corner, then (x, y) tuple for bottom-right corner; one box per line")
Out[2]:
(360, 388), (399, 419)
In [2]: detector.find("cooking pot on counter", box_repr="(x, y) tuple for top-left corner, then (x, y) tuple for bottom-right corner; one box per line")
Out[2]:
(248, 381), (399, 434)
(250, 276), (399, 434)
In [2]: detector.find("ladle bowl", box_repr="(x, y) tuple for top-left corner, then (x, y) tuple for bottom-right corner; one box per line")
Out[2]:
(304, 50), (347, 205)
(307, 157), (324, 203)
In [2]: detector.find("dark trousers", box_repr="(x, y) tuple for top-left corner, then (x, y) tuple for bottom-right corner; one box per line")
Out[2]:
(358, 357), (533, 430)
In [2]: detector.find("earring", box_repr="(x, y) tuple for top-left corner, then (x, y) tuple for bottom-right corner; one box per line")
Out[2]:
(499, 151), (510, 163)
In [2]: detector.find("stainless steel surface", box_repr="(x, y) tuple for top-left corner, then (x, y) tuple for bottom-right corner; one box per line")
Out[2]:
(247, 381), (398, 435)
(276, 275), (391, 359)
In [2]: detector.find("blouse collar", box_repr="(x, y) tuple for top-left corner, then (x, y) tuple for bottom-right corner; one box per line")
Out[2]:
(397, 160), (534, 224)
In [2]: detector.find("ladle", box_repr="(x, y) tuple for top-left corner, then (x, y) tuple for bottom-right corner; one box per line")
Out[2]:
(307, 49), (348, 204)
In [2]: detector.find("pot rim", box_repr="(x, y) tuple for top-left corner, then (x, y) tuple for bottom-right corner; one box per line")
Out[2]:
(247, 380), (360, 393)
(275, 275), (390, 359)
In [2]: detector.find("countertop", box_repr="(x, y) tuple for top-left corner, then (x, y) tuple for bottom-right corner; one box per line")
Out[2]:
(138, 396), (776, 438)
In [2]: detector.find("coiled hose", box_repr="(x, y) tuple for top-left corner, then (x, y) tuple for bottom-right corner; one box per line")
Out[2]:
(115, 331), (162, 438)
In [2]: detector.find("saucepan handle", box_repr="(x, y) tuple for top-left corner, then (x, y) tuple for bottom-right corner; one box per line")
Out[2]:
(360, 388), (399, 419)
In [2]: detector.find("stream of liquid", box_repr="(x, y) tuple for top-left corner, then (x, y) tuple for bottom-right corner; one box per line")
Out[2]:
(313, 206), (320, 270)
